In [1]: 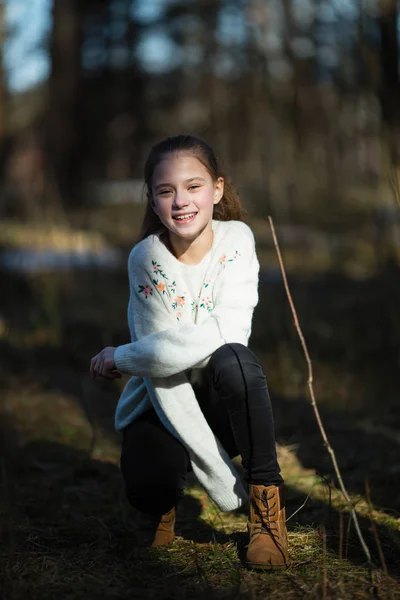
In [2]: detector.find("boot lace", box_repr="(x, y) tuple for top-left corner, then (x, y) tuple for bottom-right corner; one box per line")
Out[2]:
(254, 489), (279, 538)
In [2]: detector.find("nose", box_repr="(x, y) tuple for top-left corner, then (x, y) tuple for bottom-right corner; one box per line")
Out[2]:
(173, 190), (190, 209)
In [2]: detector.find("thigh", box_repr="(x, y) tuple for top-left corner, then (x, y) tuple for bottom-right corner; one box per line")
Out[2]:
(120, 408), (190, 512)
(193, 379), (239, 460)
(210, 343), (268, 405)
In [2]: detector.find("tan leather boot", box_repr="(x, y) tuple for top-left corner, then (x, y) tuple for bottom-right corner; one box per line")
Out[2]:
(246, 484), (289, 569)
(135, 507), (176, 547)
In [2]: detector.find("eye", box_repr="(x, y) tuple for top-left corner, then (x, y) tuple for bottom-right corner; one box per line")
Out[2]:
(189, 185), (200, 191)
(158, 189), (172, 196)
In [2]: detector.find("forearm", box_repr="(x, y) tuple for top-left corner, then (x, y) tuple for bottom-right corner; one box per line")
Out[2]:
(114, 315), (226, 377)
(116, 226), (259, 377)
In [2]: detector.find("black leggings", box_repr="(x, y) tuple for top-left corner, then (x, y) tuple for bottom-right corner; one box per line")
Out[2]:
(120, 343), (283, 515)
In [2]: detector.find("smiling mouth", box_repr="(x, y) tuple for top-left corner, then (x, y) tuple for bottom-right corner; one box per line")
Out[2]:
(172, 212), (198, 221)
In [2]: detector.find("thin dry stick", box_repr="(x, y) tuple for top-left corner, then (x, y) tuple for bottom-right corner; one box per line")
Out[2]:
(365, 480), (388, 577)
(268, 215), (372, 565)
(286, 484), (318, 523)
(389, 167), (400, 209)
(345, 512), (352, 559)
(321, 527), (328, 600)
(338, 508), (343, 561)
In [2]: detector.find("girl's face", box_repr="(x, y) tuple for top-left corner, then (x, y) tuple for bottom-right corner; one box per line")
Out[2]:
(151, 153), (224, 244)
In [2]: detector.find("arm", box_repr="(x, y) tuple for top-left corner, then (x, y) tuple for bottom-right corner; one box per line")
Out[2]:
(114, 228), (259, 377)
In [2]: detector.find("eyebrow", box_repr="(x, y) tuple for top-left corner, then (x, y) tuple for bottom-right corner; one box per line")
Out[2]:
(155, 177), (205, 190)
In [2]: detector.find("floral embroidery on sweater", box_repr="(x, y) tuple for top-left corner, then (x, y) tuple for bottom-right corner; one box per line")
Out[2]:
(138, 260), (186, 320)
(152, 261), (168, 278)
(168, 281), (177, 294)
(191, 279), (214, 315)
(218, 250), (241, 266)
(199, 295), (213, 312)
(153, 279), (167, 294)
(138, 284), (152, 297)
(138, 261), (169, 298)
(172, 296), (185, 309)
(139, 250), (240, 314)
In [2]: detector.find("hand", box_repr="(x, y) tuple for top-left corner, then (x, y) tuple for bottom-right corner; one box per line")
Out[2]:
(90, 346), (122, 380)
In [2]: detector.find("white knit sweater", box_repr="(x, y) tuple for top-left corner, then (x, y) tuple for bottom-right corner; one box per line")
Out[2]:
(114, 219), (260, 511)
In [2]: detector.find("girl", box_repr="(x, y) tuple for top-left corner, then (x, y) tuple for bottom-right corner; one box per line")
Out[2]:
(90, 135), (288, 569)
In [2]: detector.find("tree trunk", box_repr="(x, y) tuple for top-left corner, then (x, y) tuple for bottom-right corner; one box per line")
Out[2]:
(45, 0), (83, 207)
(0, 1), (9, 182)
(379, 0), (400, 166)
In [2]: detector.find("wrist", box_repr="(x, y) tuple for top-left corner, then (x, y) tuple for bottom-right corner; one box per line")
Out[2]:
(113, 345), (128, 373)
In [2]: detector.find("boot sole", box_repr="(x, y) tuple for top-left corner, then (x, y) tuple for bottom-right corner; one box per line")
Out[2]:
(245, 560), (288, 570)
(151, 535), (175, 547)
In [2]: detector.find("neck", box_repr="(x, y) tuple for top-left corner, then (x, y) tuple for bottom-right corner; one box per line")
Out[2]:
(167, 223), (214, 265)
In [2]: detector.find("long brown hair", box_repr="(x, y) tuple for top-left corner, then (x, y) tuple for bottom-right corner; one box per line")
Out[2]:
(138, 135), (247, 241)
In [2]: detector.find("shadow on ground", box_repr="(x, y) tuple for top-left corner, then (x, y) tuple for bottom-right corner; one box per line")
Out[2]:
(1, 412), (400, 600)
(2, 263), (400, 596)
(1, 418), (244, 599)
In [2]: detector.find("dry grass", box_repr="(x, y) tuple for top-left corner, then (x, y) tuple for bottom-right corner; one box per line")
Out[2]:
(0, 220), (110, 253)
(1, 378), (400, 600)
(1, 208), (400, 599)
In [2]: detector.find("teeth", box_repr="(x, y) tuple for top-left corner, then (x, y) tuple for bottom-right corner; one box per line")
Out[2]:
(174, 213), (196, 220)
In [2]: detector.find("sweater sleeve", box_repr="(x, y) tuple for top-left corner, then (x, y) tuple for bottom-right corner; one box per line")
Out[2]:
(114, 225), (259, 377)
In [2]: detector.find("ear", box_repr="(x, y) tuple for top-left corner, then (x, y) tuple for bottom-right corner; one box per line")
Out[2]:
(213, 177), (224, 205)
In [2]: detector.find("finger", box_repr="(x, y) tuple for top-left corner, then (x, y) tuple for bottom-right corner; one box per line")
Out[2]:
(103, 366), (115, 379)
(90, 353), (102, 377)
(104, 358), (115, 374)
(109, 370), (121, 380)
(103, 370), (119, 381)
(90, 358), (97, 380)
(93, 359), (101, 378)
(98, 357), (105, 377)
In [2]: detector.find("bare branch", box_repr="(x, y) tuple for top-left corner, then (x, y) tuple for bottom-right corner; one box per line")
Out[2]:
(389, 167), (400, 208)
(365, 480), (388, 576)
(268, 215), (372, 565)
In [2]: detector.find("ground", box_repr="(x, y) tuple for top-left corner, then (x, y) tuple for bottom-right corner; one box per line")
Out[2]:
(1, 210), (400, 599)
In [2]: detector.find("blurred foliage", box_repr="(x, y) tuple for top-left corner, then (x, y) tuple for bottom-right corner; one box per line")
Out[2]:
(1, 0), (400, 395)
(1, 7), (400, 594)
(0, 0), (399, 220)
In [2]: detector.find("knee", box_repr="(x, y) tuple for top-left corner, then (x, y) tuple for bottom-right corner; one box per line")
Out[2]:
(120, 450), (187, 515)
(209, 343), (265, 387)
(210, 343), (248, 369)
(210, 343), (260, 374)
(124, 481), (183, 515)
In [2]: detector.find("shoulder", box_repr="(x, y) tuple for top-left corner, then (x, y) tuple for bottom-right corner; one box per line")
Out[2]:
(214, 220), (255, 248)
(127, 235), (160, 272)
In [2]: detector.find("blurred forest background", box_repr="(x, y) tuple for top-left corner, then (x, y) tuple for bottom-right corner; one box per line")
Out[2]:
(1, 1), (400, 598)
